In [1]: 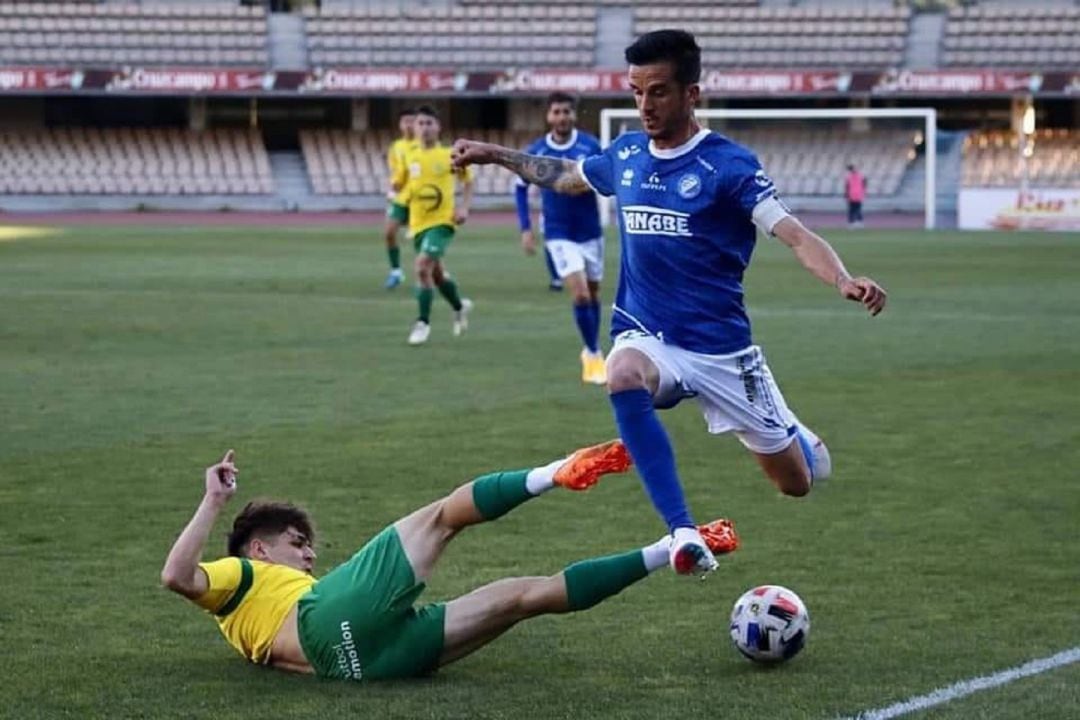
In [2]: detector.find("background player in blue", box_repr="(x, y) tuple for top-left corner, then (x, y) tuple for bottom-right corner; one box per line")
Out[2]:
(515, 93), (607, 384)
(451, 29), (887, 577)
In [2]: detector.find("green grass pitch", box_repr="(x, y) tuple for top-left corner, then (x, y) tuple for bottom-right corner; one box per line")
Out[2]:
(1, 222), (1078, 719)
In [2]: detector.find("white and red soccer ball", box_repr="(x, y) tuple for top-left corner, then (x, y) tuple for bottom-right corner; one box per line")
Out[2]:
(729, 585), (810, 663)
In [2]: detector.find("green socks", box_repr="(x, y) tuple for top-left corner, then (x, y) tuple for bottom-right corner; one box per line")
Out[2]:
(564, 551), (649, 611)
(417, 281), (461, 321)
(437, 278), (463, 312)
(416, 286), (434, 323)
(388, 246), (401, 270)
(471, 472), (653, 612)
(471, 470), (532, 521)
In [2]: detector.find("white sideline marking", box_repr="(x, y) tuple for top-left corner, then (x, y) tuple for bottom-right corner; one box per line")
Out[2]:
(842, 646), (1080, 720)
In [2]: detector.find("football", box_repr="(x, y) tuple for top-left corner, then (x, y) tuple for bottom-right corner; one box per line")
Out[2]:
(729, 585), (810, 663)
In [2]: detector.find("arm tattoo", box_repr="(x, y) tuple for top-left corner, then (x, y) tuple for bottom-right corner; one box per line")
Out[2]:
(492, 148), (589, 195)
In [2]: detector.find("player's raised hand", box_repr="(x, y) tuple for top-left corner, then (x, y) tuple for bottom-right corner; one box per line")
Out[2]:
(205, 449), (239, 501)
(451, 139), (496, 169)
(838, 276), (887, 316)
(521, 229), (537, 255)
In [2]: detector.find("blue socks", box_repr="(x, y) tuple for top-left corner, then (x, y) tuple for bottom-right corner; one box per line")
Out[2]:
(588, 300), (601, 351)
(573, 302), (600, 354)
(609, 388), (694, 531)
(572, 300), (603, 353)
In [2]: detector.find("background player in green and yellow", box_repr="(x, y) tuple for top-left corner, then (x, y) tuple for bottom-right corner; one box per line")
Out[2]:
(392, 105), (475, 346)
(382, 108), (417, 289)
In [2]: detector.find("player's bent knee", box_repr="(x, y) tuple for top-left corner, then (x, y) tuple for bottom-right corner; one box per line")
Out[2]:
(415, 256), (434, 279)
(781, 477), (812, 498)
(605, 349), (655, 394)
(767, 464), (811, 497)
(394, 499), (457, 572)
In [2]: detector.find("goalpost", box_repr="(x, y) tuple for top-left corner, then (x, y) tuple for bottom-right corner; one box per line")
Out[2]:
(599, 107), (938, 230)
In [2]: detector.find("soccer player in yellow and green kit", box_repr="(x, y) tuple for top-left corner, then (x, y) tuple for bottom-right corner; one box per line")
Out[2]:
(383, 108), (417, 289)
(161, 445), (739, 681)
(392, 105), (474, 346)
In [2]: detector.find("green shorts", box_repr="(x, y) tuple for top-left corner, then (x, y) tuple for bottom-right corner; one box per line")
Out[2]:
(386, 202), (409, 224)
(413, 224), (455, 259)
(297, 526), (445, 681)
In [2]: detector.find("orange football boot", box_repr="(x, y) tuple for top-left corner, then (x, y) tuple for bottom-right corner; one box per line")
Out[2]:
(698, 518), (740, 555)
(552, 439), (633, 491)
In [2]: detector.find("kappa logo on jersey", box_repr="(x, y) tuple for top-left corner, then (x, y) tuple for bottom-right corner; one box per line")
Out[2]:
(621, 205), (691, 237)
(677, 173), (702, 199)
(640, 172), (666, 191)
(621, 168), (635, 187)
(754, 169), (774, 188)
(617, 145), (642, 160)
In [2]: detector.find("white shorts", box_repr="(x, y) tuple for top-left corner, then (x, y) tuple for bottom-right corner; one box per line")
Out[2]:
(545, 238), (604, 282)
(609, 330), (800, 455)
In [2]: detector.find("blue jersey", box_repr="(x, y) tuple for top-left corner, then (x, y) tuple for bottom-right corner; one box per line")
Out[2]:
(516, 129), (602, 243)
(579, 129), (788, 355)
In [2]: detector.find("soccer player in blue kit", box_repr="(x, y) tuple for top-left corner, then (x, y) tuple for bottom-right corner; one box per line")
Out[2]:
(452, 30), (887, 576)
(515, 92), (607, 384)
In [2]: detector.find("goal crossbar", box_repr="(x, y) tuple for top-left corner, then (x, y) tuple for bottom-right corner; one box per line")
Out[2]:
(599, 107), (938, 230)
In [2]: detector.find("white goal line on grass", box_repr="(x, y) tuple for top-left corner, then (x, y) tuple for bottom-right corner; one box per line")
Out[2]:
(840, 645), (1080, 720)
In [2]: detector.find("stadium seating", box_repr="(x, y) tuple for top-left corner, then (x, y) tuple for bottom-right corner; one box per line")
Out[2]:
(962, 129), (1080, 188)
(304, 3), (596, 68)
(633, 4), (910, 68)
(719, 125), (917, 196)
(0, 2), (268, 67)
(942, 4), (1080, 68)
(0, 128), (274, 195)
(300, 129), (527, 197)
(300, 126), (917, 198)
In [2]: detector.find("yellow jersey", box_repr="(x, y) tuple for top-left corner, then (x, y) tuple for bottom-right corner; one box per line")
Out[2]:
(387, 137), (418, 206)
(395, 143), (474, 235)
(195, 557), (316, 665)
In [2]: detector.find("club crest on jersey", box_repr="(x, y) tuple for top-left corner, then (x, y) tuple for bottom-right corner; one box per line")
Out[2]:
(621, 168), (635, 187)
(621, 205), (691, 237)
(617, 145), (641, 160)
(677, 173), (702, 199)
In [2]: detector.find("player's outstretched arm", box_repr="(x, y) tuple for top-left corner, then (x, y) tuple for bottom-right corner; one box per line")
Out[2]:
(772, 216), (887, 316)
(451, 140), (591, 195)
(160, 450), (239, 600)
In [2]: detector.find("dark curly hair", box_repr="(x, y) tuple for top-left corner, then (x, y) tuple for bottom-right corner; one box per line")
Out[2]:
(226, 500), (315, 557)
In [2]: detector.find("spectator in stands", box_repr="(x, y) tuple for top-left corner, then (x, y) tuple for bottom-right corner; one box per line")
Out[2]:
(845, 164), (866, 228)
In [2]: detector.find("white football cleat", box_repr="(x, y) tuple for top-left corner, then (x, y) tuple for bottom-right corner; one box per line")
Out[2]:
(407, 320), (431, 346)
(452, 298), (473, 337)
(669, 527), (718, 577)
